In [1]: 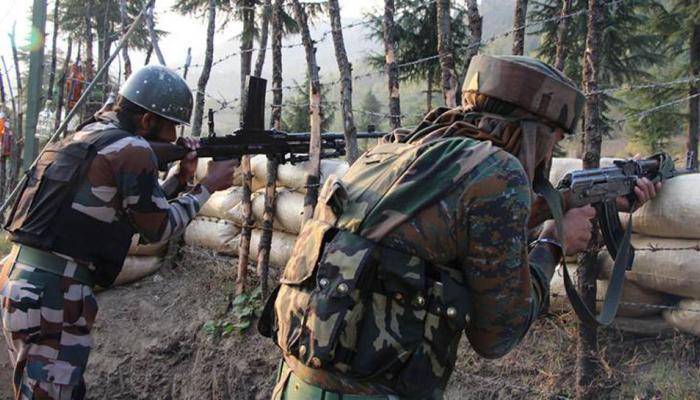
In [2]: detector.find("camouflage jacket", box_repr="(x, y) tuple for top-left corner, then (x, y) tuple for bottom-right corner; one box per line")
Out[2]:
(273, 126), (558, 399)
(71, 112), (209, 244)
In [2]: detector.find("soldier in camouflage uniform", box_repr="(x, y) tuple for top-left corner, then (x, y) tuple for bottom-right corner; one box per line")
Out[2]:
(0, 66), (237, 400)
(260, 55), (661, 399)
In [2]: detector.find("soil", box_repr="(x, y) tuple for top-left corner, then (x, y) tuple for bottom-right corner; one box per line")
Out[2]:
(3, 245), (700, 399)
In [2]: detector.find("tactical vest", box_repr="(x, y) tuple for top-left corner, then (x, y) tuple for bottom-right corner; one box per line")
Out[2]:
(260, 137), (498, 396)
(4, 128), (136, 287)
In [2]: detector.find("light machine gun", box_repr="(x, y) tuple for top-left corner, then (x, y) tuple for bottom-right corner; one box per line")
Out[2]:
(149, 76), (385, 168)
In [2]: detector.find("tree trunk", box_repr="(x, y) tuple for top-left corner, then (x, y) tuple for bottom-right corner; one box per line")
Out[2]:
(144, 44), (153, 65)
(555, 0), (573, 71)
(511, 0), (528, 55)
(191, 0), (216, 137)
(437, 0), (457, 108)
(1, 57), (16, 130)
(147, 1), (166, 66)
(97, 5), (112, 93)
(578, 0), (604, 398)
(55, 38), (72, 132)
(0, 63), (5, 104)
(9, 25), (24, 188)
(47, 0), (60, 104)
(240, 0), (255, 123)
(328, 0), (359, 163)
(253, 0), (271, 77)
(85, 0), (95, 80)
(465, 0), (482, 75)
(426, 74), (434, 112)
(120, 0), (132, 80)
(384, 0), (401, 130)
(687, 18), (700, 168)
(270, 0), (283, 129)
(291, 0), (322, 222)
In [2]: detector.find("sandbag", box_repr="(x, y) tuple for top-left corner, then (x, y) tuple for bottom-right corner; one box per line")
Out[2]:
(663, 299), (700, 336)
(599, 235), (700, 299)
(184, 217), (241, 254)
(251, 156), (349, 193)
(630, 174), (700, 239)
(229, 190), (265, 229)
(128, 235), (168, 257)
(548, 157), (619, 186)
(113, 256), (163, 286)
(251, 189), (305, 234)
(549, 262), (670, 317)
(199, 187), (244, 220)
(611, 316), (675, 337)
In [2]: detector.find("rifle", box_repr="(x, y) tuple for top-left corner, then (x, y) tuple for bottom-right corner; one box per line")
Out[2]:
(149, 76), (385, 168)
(528, 152), (697, 264)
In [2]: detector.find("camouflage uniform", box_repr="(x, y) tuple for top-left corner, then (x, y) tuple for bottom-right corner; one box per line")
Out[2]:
(0, 112), (209, 400)
(263, 56), (583, 400)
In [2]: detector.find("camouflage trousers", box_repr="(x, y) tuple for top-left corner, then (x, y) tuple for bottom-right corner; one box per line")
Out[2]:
(0, 246), (98, 400)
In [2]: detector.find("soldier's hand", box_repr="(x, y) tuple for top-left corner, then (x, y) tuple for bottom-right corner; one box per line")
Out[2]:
(200, 159), (238, 193)
(540, 205), (597, 256)
(176, 137), (199, 185)
(616, 177), (661, 212)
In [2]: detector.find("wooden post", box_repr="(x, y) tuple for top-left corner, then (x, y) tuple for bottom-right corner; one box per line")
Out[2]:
(511, 0), (528, 55)
(46, 0), (60, 104)
(236, 155), (254, 295)
(686, 10), (700, 168)
(146, 1), (166, 66)
(24, 0), (48, 171)
(437, 0), (457, 108)
(383, 0), (401, 130)
(577, 0), (604, 398)
(465, 0), (482, 74)
(239, 0), (255, 124)
(191, 0), (216, 137)
(291, 0), (323, 222)
(256, 158), (279, 298)
(9, 25), (24, 188)
(328, 0), (359, 163)
(120, 0), (133, 80)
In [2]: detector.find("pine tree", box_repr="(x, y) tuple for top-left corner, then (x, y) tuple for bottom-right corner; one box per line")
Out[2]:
(357, 90), (384, 132)
(280, 79), (336, 133)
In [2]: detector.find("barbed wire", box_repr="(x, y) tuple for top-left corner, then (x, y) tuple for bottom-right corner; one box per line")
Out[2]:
(550, 292), (700, 315)
(588, 76), (700, 96)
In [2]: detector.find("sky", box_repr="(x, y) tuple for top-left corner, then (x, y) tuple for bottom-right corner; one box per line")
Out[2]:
(0, 0), (385, 78)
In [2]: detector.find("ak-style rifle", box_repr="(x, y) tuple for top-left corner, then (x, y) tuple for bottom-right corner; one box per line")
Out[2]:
(149, 76), (385, 168)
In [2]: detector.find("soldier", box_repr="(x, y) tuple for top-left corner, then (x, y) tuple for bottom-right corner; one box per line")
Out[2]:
(0, 65), (236, 400)
(259, 55), (660, 399)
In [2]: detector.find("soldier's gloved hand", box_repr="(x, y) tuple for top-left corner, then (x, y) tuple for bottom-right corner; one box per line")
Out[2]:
(200, 159), (239, 193)
(176, 137), (200, 185)
(540, 205), (597, 256)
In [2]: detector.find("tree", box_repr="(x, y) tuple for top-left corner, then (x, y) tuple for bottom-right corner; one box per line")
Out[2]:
(357, 90), (384, 132)
(281, 79), (336, 132)
(383, 0), (401, 129)
(191, 0), (216, 136)
(512, 0), (529, 55)
(47, 0), (61, 104)
(328, 0), (359, 162)
(437, 0), (457, 107)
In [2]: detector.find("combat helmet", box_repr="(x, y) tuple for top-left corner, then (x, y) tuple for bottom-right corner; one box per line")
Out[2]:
(119, 65), (193, 125)
(462, 55), (585, 133)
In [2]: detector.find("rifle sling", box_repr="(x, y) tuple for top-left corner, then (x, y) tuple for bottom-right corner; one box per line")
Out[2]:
(535, 174), (633, 327)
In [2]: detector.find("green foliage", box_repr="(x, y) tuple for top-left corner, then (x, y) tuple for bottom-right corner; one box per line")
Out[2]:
(356, 89), (384, 132)
(281, 78), (336, 132)
(202, 286), (264, 340)
(364, 1), (472, 101)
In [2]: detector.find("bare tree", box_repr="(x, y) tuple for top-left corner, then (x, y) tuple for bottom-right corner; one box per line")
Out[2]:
(554, 0), (573, 71)
(253, 0), (272, 77)
(191, 0), (216, 136)
(147, 1), (166, 66)
(437, 0), (457, 107)
(328, 0), (359, 162)
(291, 0), (323, 220)
(511, 0), (528, 55)
(47, 0), (61, 104)
(383, 0), (401, 129)
(578, 0), (605, 398)
(120, 0), (132, 79)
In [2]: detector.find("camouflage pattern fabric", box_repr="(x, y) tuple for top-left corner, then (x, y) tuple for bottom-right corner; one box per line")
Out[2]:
(71, 111), (210, 243)
(269, 113), (560, 399)
(1, 247), (97, 400)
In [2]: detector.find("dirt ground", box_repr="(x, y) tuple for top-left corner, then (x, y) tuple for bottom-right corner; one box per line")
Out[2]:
(3, 246), (700, 399)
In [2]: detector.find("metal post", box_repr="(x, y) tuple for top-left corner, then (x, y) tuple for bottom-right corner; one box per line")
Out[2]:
(23, 0), (49, 170)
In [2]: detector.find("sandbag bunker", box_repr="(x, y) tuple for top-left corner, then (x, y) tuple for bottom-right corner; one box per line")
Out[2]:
(549, 158), (700, 337)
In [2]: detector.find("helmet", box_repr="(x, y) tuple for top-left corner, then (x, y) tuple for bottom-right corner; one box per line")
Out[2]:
(119, 65), (193, 125)
(462, 55), (585, 133)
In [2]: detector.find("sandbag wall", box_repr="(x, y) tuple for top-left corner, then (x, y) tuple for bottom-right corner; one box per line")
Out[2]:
(548, 158), (700, 336)
(183, 156), (349, 269)
(103, 234), (167, 289)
